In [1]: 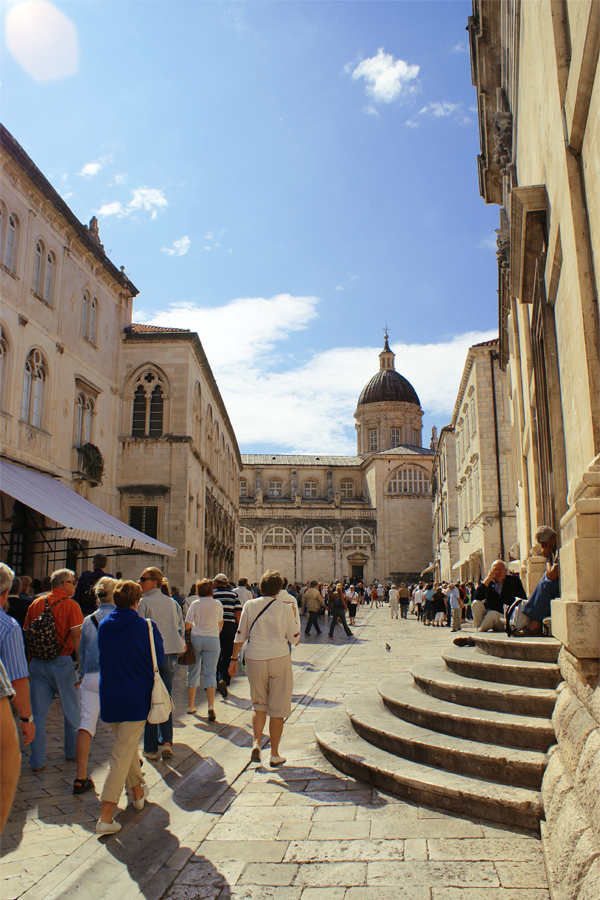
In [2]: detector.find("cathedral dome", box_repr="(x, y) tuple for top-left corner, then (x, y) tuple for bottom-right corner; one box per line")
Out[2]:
(357, 335), (421, 407)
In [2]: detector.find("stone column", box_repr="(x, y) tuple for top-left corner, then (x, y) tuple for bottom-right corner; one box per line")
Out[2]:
(333, 530), (342, 583)
(295, 529), (303, 583)
(255, 526), (264, 584)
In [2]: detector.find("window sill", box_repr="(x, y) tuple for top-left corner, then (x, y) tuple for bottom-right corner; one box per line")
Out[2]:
(18, 419), (51, 437)
(0, 264), (19, 281)
(31, 291), (54, 309)
(80, 336), (98, 350)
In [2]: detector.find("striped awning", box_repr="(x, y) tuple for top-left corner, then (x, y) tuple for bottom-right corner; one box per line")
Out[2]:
(0, 459), (177, 557)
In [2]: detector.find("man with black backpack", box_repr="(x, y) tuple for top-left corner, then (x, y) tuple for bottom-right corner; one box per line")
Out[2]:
(73, 554), (112, 617)
(23, 569), (83, 772)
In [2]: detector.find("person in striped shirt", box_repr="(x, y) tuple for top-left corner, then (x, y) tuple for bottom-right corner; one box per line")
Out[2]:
(213, 574), (242, 698)
(0, 563), (35, 746)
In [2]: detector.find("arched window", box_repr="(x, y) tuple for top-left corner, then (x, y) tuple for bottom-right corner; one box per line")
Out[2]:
(342, 527), (373, 545)
(75, 393), (94, 447)
(33, 241), (44, 294)
(340, 480), (354, 499)
(388, 468), (430, 495)
(4, 214), (18, 272)
(0, 326), (8, 407)
(303, 527), (333, 545)
(131, 369), (165, 437)
(268, 479), (282, 498)
(239, 479), (247, 497)
(240, 527), (254, 545)
(44, 252), (55, 304)
(81, 292), (90, 338)
(22, 349), (46, 428)
(264, 527), (294, 546)
(89, 298), (98, 343)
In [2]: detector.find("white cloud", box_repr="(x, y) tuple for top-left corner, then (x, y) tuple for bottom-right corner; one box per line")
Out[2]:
(420, 101), (460, 118)
(133, 294), (495, 454)
(162, 236), (191, 257)
(477, 234), (497, 250)
(450, 41), (467, 54)
(363, 105), (380, 117)
(6, 0), (78, 82)
(78, 155), (113, 178)
(96, 186), (168, 220)
(349, 48), (419, 104)
(61, 191), (73, 200)
(405, 119), (419, 129)
(114, 173), (128, 185)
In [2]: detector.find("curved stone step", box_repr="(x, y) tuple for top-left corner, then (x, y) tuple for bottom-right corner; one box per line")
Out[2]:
(413, 660), (557, 717)
(442, 646), (562, 690)
(379, 675), (556, 752)
(472, 632), (561, 663)
(314, 706), (543, 830)
(347, 691), (547, 789)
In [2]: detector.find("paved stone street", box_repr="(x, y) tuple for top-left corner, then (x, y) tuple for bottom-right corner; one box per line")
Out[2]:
(1, 608), (550, 900)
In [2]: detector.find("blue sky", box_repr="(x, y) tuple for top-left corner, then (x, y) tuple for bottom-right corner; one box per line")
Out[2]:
(2, 0), (498, 454)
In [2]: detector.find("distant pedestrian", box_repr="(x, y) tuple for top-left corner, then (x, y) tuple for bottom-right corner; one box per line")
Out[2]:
(398, 583), (410, 618)
(185, 579), (223, 721)
(388, 585), (399, 619)
(214, 574), (242, 698)
(328, 584), (353, 639)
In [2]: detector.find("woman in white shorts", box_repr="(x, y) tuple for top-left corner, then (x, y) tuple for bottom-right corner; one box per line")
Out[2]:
(228, 571), (299, 768)
(73, 576), (116, 795)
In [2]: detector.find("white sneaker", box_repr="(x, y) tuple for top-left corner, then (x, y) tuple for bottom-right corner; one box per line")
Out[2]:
(250, 742), (261, 763)
(133, 784), (150, 811)
(96, 819), (121, 836)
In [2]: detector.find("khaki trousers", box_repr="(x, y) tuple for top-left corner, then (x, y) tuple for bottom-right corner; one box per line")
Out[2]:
(101, 720), (146, 804)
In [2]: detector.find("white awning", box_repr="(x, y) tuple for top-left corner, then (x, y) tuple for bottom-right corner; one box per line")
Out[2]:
(0, 459), (177, 557)
(420, 563), (437, 575)
(452, 550), (482, 572)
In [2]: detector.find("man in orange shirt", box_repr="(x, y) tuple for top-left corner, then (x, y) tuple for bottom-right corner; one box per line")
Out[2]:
(24, 569), (83, 772)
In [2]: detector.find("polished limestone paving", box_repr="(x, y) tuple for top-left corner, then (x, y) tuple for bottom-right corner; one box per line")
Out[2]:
(1, 608), (550, 899)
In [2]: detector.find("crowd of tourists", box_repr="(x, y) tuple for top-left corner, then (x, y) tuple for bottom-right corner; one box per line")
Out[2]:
(0, 524), (558, 835)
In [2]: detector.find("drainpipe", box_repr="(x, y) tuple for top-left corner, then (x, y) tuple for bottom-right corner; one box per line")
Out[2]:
(490, 351), (505, 560)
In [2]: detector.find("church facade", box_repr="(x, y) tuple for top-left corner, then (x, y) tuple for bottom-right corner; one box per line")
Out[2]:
(238, 338), (434, 584)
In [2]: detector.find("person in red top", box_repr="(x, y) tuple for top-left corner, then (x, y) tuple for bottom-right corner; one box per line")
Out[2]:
(24, 569), (84, 772)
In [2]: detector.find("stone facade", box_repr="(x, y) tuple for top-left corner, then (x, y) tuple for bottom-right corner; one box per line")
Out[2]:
(239, 340), (434, 585)
(431, 425), (459, 583)
(469, 3), (600, 897)
(0, 125), (241, 587)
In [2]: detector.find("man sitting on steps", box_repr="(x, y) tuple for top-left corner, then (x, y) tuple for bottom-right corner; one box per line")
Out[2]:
(454, 559), (526, 647)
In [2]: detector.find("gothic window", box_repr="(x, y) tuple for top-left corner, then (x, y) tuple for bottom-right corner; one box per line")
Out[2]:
(240, 527), (254, 545)
(303, 527), (333, 545)
(131, 369), (165, 437)
(4, 213), (18, 272)
(388, 468), (430, 495)
(0, 326), (8, 408)
(44, 252), (55, 303)
(21, 348), (46, 428)
(342, 527), (372, 545)
(264, 526), (294, 545)
(75, 392), (94, 447)
(239, 479), (247, 497)
(390, 428), (401, 448)
(340, 480), (354, 499)
(304, 481), (318, 498)
(129, 506), (158, 538)
(33, 241), (43, 294)
(81, 293), (98, 343)
(369, 429), (378, 451)
(81, 292), (90, 338)
(89, 297), (98, 343)
(268, 480), (282, 498)
(470, 397), (477, 435)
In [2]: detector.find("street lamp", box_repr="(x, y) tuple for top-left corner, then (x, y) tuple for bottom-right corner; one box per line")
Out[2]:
(461, 516), (493, 543)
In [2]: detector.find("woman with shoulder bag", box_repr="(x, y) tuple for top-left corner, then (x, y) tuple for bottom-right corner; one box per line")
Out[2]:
(184, 579), (223, 721)
(228, 571), (299, 767)
(95, 580), (164, 836)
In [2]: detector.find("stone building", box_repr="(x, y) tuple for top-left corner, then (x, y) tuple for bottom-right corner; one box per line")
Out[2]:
(0, 124), (240, 586)
(239, 337), (434, 584)
(449, 338), (517, 583)
(469, 2), (600, 896)
(118, 324), (242, 587)
(430, 425), (459, 584)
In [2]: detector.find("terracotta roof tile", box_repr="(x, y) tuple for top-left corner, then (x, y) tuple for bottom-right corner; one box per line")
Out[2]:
(125, 323), (190, 333)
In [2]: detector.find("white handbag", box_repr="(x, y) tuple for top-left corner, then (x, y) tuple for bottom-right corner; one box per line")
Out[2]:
(146, 618), (174, 724)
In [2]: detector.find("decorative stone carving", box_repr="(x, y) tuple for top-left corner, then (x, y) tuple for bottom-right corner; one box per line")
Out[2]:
(492, 111), (513, 173)
(254, 487), (263, 507)
(327, 469), (334, 501)
(496, 208), (510, 270)
(294, 490), (302, 507)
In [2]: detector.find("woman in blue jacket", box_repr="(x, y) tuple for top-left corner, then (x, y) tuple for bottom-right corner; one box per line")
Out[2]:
(96, 579), (164, 835)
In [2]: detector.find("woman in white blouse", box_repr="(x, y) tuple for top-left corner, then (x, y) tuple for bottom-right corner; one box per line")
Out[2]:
(228, 570), (299, 767)
(185, 579), (223, 721)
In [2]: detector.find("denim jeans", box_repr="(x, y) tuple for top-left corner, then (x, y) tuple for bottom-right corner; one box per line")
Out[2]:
(187, 635), (220, 689)
(523, 575), (560, 623)
(217, 622), (238, 686)
(29, 655), (80, 770)
(144, 653), (178, 751)
(305, 611), (322, 635)
(329, 608), (352, 636)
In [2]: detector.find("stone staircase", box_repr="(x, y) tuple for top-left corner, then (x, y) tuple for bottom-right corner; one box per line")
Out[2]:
(315, 632), (562, 830)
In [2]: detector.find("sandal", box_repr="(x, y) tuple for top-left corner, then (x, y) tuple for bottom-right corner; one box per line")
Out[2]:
(514, 624), (542, 637)
(453, 636), (476, 647)
(73, 777), (95, 795)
